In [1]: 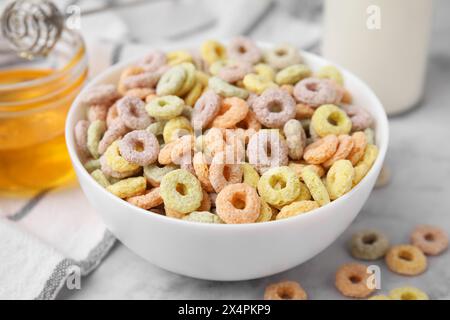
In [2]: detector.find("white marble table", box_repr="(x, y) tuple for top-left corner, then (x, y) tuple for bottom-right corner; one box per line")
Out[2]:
(60, 0), (450, 300)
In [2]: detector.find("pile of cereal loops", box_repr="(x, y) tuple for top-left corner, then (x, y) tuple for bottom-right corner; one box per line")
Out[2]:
(264, 225), (447, 300)
(75, 37), (379, 224)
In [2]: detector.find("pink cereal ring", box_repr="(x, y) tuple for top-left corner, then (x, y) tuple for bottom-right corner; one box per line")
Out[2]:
(293, 78), (343, 108)
(87, 104), (108, 122)
(252, 88), (296, 128)
(247, 130), (289, 174)
(191, 90), (222, 129)
(227, 36), (262, 64)
(80, 84), (120, 107)
(118, 130), (160, 166)
(303, 134), (339, 165)
(246, 92), (258, 110)
(209, 150), (243, 193)
(341, 104), (374, 132)
(140, 50), (167, 72)
(218, 60), (253, 83)
(74, 120), (90, 159)
(98, 120), (129, 155)
(117, 96), (153, 130)
(106, 103), (119, 127)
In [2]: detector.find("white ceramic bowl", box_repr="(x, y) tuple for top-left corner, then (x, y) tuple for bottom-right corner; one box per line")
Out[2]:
(66, 47), (389, 281)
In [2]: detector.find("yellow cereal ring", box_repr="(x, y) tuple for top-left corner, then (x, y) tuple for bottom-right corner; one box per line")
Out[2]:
(254, 63), (276, 81)
(106, 177), (146, 199)
(353, 144), (379, 186)
(301, 168), (330, 206)
(243, 73), (277, 95)
(242, 163), (260, 189)
(184, 81), (203, 107)
(196, 70), (210, 87)
(276, 200), (319, 220)
(316, 65), (344, 86)
(91, 169), (110, 188)
(163, 116), (193, 144)
(104, 141), (140, 173)
(146, 95), (185, 120)
(167, 50), (193, 66)
(326, 160), (355, 200)
(160, 169), (203, 213)
(275, 64), (312, 85)
(311, 104), (352, 137)
(256, 199), (273, 222)
(177, 63), (197, 97)
(183, 211), (224, 224)
(385, 244), (427, 276)
(257, 166), (301, 207)
(294, 181), (312, 201)
(389, 287), (429, 300)
(200, 40), (227, 65)
(368, 295), (391, 300)
(87, 120), (106, 159)
(209, 59), (229, 76)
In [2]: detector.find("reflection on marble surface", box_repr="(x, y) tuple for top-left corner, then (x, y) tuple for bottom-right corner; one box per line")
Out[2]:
(59, 0), (450, 300)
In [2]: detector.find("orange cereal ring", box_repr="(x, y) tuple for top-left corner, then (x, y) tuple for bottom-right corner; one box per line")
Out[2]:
(165, 206), (186, 219)
(158, 140), (178, 165)
(303, 135), (339, 165)
(295, 103), (315, 120)
(209, 151), (243, 193)
(193, 152), (214, 192)
(126, 187), (163, 210)
(211, 97), (249, 129)
(264, 281), (307, 300)
(197, 189), (212, 212)
(323, 134), (354, 168)
(234, 109), (261, 132)
(410, 225), (448, 256)
(335, 263), (375, 298)
(385, 245), (427, 276)
(106, 103), (119, 127)
(216, 183), (260, 224)
(347, 132), (367, 165)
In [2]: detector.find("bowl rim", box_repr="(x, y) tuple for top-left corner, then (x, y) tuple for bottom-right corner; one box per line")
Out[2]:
(65, 44), (389, 231)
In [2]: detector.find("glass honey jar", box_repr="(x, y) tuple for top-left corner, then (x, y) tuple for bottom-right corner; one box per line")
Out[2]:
(0, 30), (88, 195)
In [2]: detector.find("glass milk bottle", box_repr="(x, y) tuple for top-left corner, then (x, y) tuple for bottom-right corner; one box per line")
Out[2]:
(322, 0), (433, 115)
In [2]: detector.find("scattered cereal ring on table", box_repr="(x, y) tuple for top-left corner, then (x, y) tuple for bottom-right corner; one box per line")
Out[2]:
(385, 244), (427, 276)
(126, 187), (163, 210)
(118, 130), (159, 166)
(117, 96), (153, 130)
(293, 78), (343, 107)
(208, 76), (249, 99)
(301, 168), (330, 207)
(311, 104), (352, 138)
(200, 40), (227, 65)
(275, 64), (312, 85)
(215, 183), (260, 224)
(107, 176), (147, 199)
(227, 36), (262, 64)
(160, 169), (203, 214)
(144, 163), (178, 187)
(264, 281), (307, 300)
(183, 211), (224, 224)
(276, 200), (319, 220)
(303, 135), (339, 165)
(264, 44), (302, 70)
(145, 95), (185, 120)
(87, 120), (106, 159)
(350, 229), (390, 260)
(252, 88), (296, 128)
(326, 160), (354, 200)
(283, 119), (306, 160)
(335, 263), (375, 298)
(389, 287), (429, 300)
(410, 225), (449, 256)
(211, 97), (249, 129)
(257, 166), (301, 207)
(316, 65), (344, 86)
(247, 130), (289, 174)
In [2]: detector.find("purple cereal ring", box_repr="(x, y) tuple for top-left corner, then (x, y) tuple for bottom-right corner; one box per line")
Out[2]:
(191, 90), (222, 130)
(247, 130), (289, 174)
(118, 130), (160, 166)
(341, 104), (374, 132)
(80, 84), (120, 107)
(98, 120), (129, 155)
(293, 78), (343, 108)
(100, 155), (140, 179)
(123, 72), (160, 91)
(87, 104), (108, 122)
(252, 88), (296, 128)
(218, 60), (253, 83)
(74, 120), (90, 159)
(140, 50), (167, 72)
(209, 150), (243, 193)
(117, 96), (153, 130)
(228, 36), (262, 64)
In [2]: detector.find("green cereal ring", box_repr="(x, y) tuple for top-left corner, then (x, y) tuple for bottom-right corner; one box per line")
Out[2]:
(156, 65), (186, 96)
(364, 128), (375, 145)
(301, 168), (330, 206)
(146, 95), (184, 120)
(144, 164), (178, 187)
(316, 65), (344, 86)
(294, 181), (312, 201)
(91, 169), (110, 188)
(182, 211), (224, 224)
(177, 63), (197, 97)
(107, 176), (146, 199)
(256, 199), (273, 223)
(257, 166), (301, 207)
(208, 76), (249, 99)
(87, 120), (107, 159)
(326, 160), (355, 200)
(160, 169), (203, 213)
(311, 104), (352, 138)
(84, 158), (101, 173)
(350, 229), (390, 260)
(163, 116), (193, 143)
(275, 64), (312, 85)
(242, 163), (260, 189)
(146, 121), (166, 137)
